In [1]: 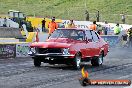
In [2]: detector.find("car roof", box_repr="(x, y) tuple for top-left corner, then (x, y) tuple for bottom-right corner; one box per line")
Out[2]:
(57, 28), (91, 31)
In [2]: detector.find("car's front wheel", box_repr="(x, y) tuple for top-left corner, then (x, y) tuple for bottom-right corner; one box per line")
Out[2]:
(34, 58), (41, 67)
(73, 53), (82, 69)
(91, 52), (103, 66)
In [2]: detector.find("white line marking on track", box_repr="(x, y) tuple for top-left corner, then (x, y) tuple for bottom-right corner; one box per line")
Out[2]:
(118, 74), (132, 79)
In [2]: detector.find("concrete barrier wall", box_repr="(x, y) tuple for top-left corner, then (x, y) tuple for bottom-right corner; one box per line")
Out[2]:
(0, 38), (19, 42)
(0, 43), (30, 59)
(16, 43), (30, 57)
(0, 44), (16, 59)
(0, 27), (23, 38)
(101, 35), (119, 47)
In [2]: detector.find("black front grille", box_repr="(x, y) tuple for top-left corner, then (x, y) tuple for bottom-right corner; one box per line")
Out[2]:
(37, 48), (62, 54)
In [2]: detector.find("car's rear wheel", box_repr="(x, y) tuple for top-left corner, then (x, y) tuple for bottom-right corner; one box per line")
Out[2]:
(91, 52), (103, 66)
(34, 58), (41, 67)
(73, 53), (81, 69)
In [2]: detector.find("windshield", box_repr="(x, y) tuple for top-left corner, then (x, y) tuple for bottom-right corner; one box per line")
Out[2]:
(49, 29), (85, 41)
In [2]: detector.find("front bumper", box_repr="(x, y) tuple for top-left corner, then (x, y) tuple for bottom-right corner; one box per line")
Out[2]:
(28, 52), (75, 64)
(28, 52), (74, 58)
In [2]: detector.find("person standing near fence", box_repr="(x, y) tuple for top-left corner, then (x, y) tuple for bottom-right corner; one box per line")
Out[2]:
(119, 30), (128, 47)
(65, 20), (76, 28)
(103, 21), (110, 35)
(85, 10), (89, 21)
(121, 13), (125, 24)
(3, 17), (7, 27)
(48, 17), (58, 35)
(89, 21), (97, 31)
(114, 23), (121, 35)
(127, 27), (132, 47)
(42, 18), (46, 32)
(96, 11), (100, 22)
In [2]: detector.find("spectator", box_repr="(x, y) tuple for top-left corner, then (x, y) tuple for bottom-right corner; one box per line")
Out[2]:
(114, 23), (121, 35)
(19, 20), (24, 28)
(103, 21), (110, 35)
(127, 27), (132, 47)
(85, 10), (89, 21)
(65, 20), (76, 28)
(48, 17), (58, 35)
(121, 13), (125, 24)
(118, 30), (128, 47)
(42, 18), (46, 32)
(58, 23), (65, 28)
(21, 23), (28, 38)
(26, 21), (33, 32)
(3, 17), (7, 27)
(96, 11), (100, 22)
(89, 21), (97, 31)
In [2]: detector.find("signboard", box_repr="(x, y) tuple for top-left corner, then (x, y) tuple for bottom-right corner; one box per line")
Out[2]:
(0, 44), (16, 59)
(16, 43), (30, 57)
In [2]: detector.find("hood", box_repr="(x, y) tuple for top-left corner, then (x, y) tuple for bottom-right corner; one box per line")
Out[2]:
(30, 41), (72, 48)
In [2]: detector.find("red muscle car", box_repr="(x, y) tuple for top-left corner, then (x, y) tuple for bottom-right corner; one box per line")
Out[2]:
(29, 28), (109, 69)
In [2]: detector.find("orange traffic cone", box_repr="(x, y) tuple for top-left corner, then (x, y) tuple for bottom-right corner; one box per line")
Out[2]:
(36, 31), (39, 42)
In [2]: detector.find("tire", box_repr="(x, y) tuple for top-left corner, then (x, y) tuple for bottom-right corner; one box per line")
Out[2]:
(34, 58), (41, 67)
(73, 53), (81, 69)
(91, 53), (103, 66)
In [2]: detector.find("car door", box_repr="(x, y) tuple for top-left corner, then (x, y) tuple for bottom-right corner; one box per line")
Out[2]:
(85, 30), (94, 57)
(70, 30), (87, 58)
(91, 31), (100, 56)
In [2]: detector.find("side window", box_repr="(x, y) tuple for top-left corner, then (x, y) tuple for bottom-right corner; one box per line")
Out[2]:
(91, 31), (99, 41)
(77, 31), (85, 40)
(85, 30), (92, 39)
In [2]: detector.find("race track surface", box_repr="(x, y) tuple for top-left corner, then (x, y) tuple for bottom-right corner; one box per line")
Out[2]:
(0, 48), (132, 88)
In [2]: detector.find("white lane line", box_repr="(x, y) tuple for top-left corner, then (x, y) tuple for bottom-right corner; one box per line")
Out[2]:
(118, 73), (132, 79)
